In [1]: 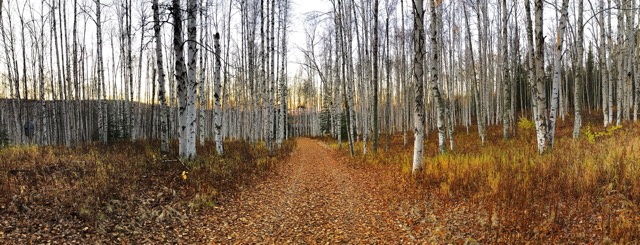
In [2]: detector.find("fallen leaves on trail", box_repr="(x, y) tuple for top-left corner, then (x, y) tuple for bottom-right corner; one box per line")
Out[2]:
(203, 138), (413, 243)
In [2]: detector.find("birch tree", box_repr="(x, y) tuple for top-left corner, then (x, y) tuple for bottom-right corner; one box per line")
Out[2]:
(186, 0), (198, 158)
(172, 0), (195, 159)
(400, 0), (408, 147)
(372, 0), (379, 153)
(615, 0), (623, 126)
(533, 0), (547, 154)
(600, 0), (609, 126)
(411, 0), (426, 173)
(461, 4), (482, 145)
(96, 0), (107, 144)
(501, 0), (510, 139)
(430, 0), (446, 154)
(277, 0), (289, 150)
(572, 0), (583, 139)
(343, 0), (356, 156)
(214, 32), (223, 155)
(268, 0), (276, 156)
(152, 0), (169, 153)
(548, 0), (568, 148)
(198, 5), (207, 147)
(474, 0), (486, 144)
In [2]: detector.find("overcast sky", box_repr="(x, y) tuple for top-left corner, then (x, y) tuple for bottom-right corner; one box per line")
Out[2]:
(287, 0), (331, 76)
(0, 0), (613, 99)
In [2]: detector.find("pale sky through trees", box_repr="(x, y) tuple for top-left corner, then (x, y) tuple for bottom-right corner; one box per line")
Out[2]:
(0, 0), (329, 100)
(0, 0), (622, 101)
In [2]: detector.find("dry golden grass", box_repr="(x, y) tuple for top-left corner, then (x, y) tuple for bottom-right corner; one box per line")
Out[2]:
(328, 117), (640, 243)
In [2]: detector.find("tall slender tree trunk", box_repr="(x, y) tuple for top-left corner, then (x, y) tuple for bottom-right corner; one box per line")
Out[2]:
(334, 28), (343, 150)
(173, 0), (194, 159)
(600, 0), (609, 126)
(277, 0), (288, 149)
(343, 0), (356, 156)
(125, 0), (134, 140)
(430, 0), (446, 154)
(501, 0), (510, 139)
(549, 0), (569, 148)
(400, 0), (408, 147)
(153, 0), (169, 153)
(199, 6), (207, 146)
(354, 0), (368, 155)
(533, 0), (547, 154)
(616, 0), (624, 126)
(37, 16), (47, 146)
(411, 0), (426, 173)
(625, 0), (635, 122)
(371, 0), (379, 153)
(135, 6), (145, 140)
(96, 0), (107, 144)
(385, 17), (391, 152)
(474, 0), (486, 144)
(214, 32), (223, 155)
(624, 0), (633, 121)
(572, 0), (584, 138)
(607, 0), (614, 125)
(268, 0), (276, 156)
(52, 0), (68, 146)
(186, 0), (198, 158)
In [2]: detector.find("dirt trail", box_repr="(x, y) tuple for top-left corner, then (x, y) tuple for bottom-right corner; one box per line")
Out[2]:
(207, 138), (408, 243)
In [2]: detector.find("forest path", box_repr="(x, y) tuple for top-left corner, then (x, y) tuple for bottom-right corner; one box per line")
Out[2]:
(207, 138), (409, 243)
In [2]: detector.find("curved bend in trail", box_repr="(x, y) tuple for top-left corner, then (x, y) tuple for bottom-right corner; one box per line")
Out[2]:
(208, 138), (406, 243)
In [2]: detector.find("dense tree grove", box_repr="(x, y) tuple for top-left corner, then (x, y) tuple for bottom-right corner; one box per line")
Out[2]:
(1, 0), (638, 161)
(0, 0), (293, 159)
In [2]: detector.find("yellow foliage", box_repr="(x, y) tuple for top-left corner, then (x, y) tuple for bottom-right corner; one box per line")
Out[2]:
(517, 117), (535, 131)
(584, 124), (622, 143)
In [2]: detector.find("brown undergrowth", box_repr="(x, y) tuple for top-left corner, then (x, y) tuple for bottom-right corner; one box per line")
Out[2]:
(0, 139), (294, 243)
(326, 117), (640, 243)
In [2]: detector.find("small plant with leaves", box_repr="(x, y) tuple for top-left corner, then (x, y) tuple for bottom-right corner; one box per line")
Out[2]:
(583, 124), (622, 143)
(517, 117), (536, 132)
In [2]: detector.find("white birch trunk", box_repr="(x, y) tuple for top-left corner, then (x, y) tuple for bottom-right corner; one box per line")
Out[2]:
(625, 1), (635, 122)
(534, 0), (547, 154)
(96, 0), (107, 144)
(268, 0), (276, 155)
(600, 0), (609, 126)
(152, 0), (169, 153)
(186, 0), (198, 158)
(38, 24), (47, 146)
(616, 0), (624, 126)
(548, 0), (568, 148)
(198, 7), (207, 147)
(475, 0), (486, 144)
(214, 32), (223, 155)
(173, 0), (194, 159)
(371, 0), (379, 153)
(430, 0), (446, 154)
(607, 0), (614, 125)
(277, 0), (288, 149)
(501, 0), (510, 139)
(572, 0), (583, 139)
(411, 0), (425, 173)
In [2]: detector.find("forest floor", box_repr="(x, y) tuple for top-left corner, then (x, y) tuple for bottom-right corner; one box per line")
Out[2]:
(2, 120), (640, 243)
(0, 139), (294, 243)
(203, 138), (412, 243)
(204, 136), (626, 244)
(318, 118), (640, 243)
